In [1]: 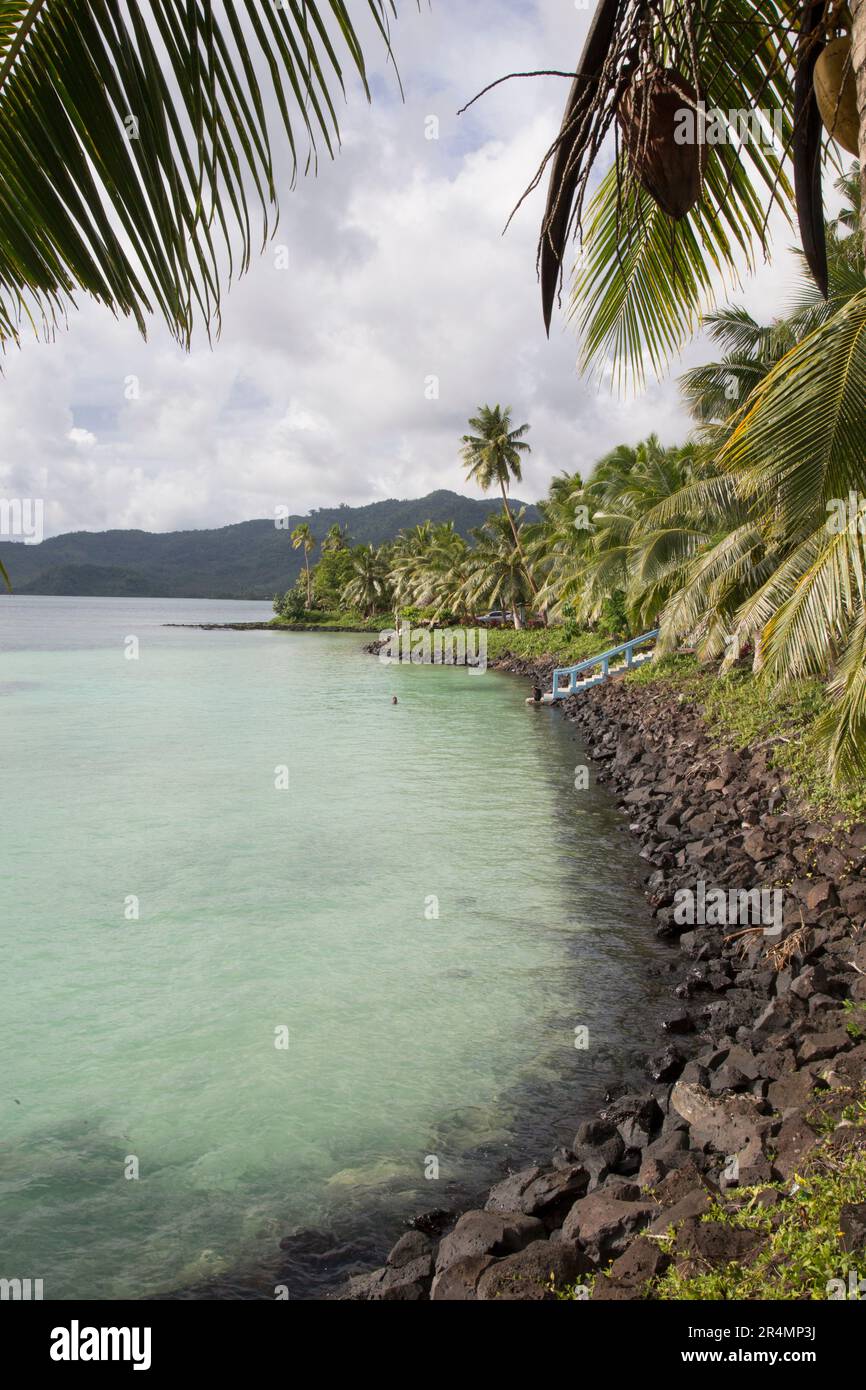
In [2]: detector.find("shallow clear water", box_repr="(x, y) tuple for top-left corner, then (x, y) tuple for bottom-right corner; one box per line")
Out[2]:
(0, 596), (670, 1299)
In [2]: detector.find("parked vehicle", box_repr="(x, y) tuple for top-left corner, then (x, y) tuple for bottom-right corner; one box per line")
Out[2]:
(475, 607), (545, 629)
(475, 609), (512, 627)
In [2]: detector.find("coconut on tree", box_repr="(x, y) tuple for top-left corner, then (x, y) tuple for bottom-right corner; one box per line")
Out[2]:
(531, 1), (866, 379)
(517, 0), (866, 777)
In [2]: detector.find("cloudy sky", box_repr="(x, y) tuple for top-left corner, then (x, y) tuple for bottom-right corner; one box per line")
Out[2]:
(0, 0), (808, 540)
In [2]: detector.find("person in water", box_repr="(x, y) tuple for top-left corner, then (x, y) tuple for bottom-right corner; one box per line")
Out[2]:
(532, 684), (542, 703)
(391, 696), (398, 705)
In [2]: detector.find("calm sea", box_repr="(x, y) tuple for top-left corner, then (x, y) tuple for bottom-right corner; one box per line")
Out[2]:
(0, 595), (670, 1298)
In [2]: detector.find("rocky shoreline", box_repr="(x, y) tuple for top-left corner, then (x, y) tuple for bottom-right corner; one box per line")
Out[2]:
(345, 652), (866, 1300)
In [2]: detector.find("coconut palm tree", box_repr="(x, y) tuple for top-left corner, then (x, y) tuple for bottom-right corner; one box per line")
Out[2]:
(421, 524), (474, 621)
(709, 289), (866, 778)
(461, 404), (537, 594)
(680, 309), (802, 429)
(390, 523), (436, 608)
(524, 469), (592, 617)
(660, 177), (866, 639)
(788, 166), (866, 332)
(461, 510), (536, 629)
(322, 522), (348, 553)
(0, 3), (406, 352)
(534, 2), (866, 386)
(291, 523), (316, 608)
(538, 93), (866, 780)
(680, 170), (865, 429)
(620, 275), (866, 778)
(390, 522), (472, 619)
(534, 1), (796, 386)
(342, 545), (392, 618)
(568, 438), (711, 630)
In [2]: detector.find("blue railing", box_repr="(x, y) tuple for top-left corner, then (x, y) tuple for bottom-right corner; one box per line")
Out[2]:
(551, 630), (660, 700)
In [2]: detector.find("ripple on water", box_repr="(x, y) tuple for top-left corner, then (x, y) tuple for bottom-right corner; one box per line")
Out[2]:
(0, 599), (673, 1300)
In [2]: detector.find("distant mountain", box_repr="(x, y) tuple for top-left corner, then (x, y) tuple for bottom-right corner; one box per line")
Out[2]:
(0, 491), (540, 600)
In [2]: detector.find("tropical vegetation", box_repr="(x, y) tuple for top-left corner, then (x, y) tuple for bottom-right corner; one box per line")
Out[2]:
(526, 3), (866, 782)
(291, 524), (316, 608)
(4, 3), (866, 785)
(460, 405), (537, 596)
(277, 182), (866, 788)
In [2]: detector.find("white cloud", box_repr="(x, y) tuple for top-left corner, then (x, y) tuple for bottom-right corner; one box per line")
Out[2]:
(0, 0), (808, 539)
(67, 427), (97, 448)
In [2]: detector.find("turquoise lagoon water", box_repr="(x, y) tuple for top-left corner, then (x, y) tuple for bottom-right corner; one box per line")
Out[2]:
(0, 597), (669, 1298)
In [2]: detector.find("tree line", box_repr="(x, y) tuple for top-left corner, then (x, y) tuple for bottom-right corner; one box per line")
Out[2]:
(278, 173), (866, 782)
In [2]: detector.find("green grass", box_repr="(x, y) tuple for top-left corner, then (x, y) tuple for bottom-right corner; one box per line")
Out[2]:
(626, 657), (866, 821)
(484, 627), (618, 667)
(625, 652), (710, 696)
(701, 669), (825, 745)
(557, 1085), (866, 1302)
(843, 1000), (866, 1042)
(654, 1144), (866, 1301)
(269, 615), (621, 652)
(271, 610), (388, 632)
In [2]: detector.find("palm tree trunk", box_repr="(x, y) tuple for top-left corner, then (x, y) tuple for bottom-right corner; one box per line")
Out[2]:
(304, 553), (312, 607)
(853, 0), (866, 259)
(499, 478), (538, 597)
(752, 628), (764, 674)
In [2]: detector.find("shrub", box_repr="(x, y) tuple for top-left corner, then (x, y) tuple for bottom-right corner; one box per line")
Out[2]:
(277, 586), (307, 621)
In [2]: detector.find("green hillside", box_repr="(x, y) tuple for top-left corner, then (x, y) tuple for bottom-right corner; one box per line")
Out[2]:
(0, 492), (539, 600)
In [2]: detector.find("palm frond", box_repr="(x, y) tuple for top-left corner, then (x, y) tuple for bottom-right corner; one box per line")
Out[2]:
(564, 0), (795, 388)
(719, 289), (866, 534)
(817, 610), (866, 782)
(0, 1), (404, 348)
(741, 526), (862, 681)
(656, 520), (767, 655)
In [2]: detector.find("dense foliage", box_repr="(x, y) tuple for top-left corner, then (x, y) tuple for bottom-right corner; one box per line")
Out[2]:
(0, 492), (538, 601)
(278, 189), (866, 788)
